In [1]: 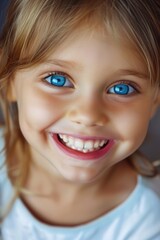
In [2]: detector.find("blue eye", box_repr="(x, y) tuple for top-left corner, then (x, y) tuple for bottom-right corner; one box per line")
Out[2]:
(44, 73), (72, 87)
(108, 83), (135, 95)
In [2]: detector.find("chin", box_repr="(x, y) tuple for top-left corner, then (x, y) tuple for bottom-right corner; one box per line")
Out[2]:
(59, 166), (106, 184)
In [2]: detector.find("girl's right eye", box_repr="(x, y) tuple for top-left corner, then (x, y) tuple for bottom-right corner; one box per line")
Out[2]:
(44, 72), (73, 87)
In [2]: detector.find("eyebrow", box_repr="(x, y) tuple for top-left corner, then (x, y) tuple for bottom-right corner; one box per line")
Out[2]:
(44, 59), (78, 69)
(44, 59), (148, 79)
(116, 69), (149, 80)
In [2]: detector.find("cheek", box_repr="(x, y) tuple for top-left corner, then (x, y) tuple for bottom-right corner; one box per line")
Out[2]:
(17, 90), (66, 131)
(112, 102), (152, 144)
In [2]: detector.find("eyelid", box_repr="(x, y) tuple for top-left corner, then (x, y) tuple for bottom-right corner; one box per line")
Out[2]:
(108, 80), (140, 93)
(43, 71), (74, 88)
(45, 71), (70, 79)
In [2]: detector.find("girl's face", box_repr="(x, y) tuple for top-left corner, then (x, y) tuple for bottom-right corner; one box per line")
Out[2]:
(11, 27), (159, 183)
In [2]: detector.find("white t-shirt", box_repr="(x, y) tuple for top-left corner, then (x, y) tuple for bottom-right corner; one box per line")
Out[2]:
(0, 139), (160, 240)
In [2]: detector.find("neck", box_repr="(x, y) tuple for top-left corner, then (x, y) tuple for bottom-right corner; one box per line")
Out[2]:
(24, 159), (137, 203)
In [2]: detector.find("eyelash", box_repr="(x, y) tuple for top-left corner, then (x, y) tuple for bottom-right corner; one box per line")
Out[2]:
(43, 71), (73, 88)
(43, 72), (139, 95)
(107, 80), (139, 96)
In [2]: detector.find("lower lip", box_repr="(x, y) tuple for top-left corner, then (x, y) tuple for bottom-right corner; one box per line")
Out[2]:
(50, 134), (115, 161)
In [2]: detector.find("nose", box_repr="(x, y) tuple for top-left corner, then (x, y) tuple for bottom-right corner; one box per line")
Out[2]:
(67, 94), (108, 127)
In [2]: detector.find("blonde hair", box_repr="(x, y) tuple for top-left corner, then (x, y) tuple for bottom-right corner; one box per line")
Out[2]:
(0, 0), (160, 217)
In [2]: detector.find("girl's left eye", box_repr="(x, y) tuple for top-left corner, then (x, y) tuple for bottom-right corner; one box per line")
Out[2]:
(44, 73), (73, 87)
(108, 83), (136, 95)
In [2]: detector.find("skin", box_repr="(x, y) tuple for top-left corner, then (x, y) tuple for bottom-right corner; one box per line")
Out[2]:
(10, 27), (159, 225)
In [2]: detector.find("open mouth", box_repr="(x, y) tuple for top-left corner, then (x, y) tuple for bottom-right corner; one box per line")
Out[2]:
(58, 134), (108, 153)
(50, 133), (114, 161)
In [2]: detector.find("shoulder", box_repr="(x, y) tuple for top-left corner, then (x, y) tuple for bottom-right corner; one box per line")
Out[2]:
(129, 152), (160, 203)
(141, 174), (160, 198)
(121, 175), (160, 239)
(100, 175), (160, 239)
(131, 175), (160, 226)
(140, 174), (160, 200)
(133, 175), (160, 216)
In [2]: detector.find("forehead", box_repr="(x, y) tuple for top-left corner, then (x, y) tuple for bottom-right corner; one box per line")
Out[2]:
(15, 15), (148, 81)
(45, 26), (147, 74)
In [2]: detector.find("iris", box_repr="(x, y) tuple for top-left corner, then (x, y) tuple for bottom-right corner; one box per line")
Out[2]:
(109, 84), (134, 95)
(47, 74), (66, 87)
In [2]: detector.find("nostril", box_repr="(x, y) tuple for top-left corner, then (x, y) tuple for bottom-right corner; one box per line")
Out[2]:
(71, 118), (107, 127)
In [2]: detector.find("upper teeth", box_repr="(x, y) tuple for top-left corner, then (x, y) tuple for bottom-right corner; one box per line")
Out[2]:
(58, 134), (108, 153)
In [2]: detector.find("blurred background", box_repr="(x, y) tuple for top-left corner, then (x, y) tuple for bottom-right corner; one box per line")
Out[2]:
(0, 0), (9, 33)
(0, 0), (160, 161)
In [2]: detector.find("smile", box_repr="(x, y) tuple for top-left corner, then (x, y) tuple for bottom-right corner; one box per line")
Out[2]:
(59, 134), (108, 153)
(50, 133), (115, 161)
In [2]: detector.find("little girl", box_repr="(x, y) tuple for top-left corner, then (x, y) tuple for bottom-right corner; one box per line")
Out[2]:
(0, 0), (160, 239)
